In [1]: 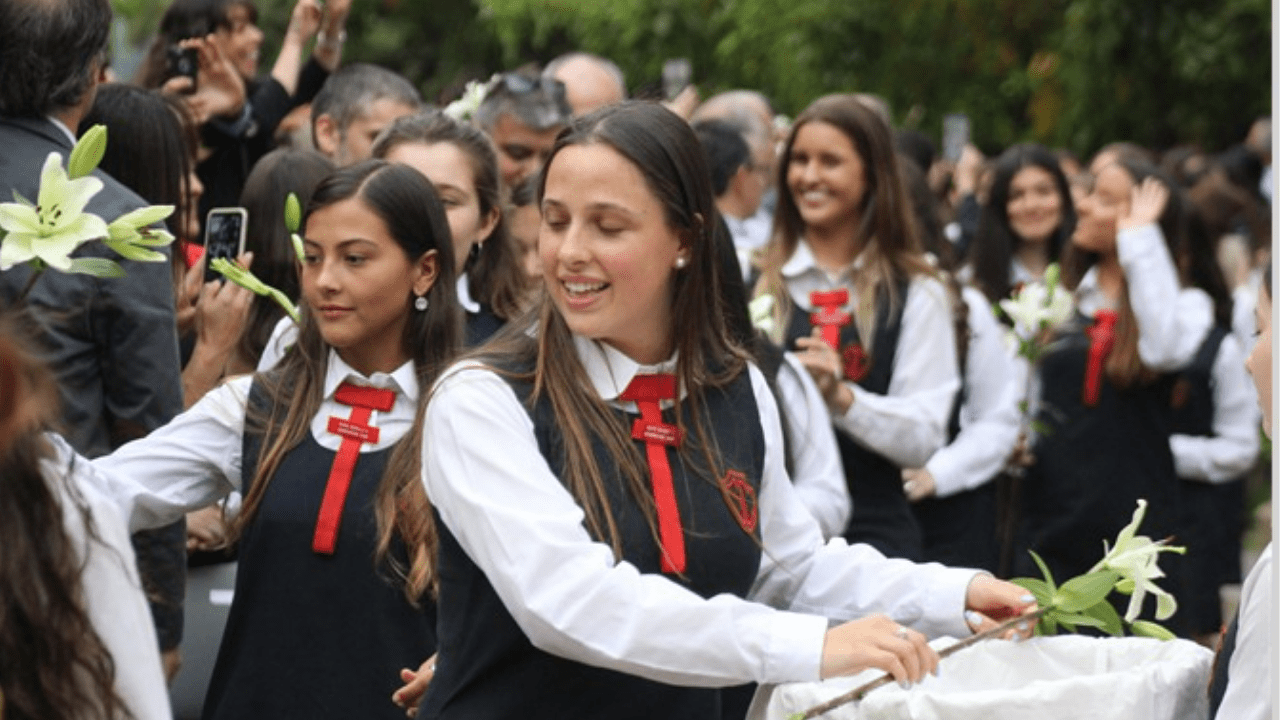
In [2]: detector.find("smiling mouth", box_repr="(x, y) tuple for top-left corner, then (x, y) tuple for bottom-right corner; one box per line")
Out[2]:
(562, 280), (609, 296)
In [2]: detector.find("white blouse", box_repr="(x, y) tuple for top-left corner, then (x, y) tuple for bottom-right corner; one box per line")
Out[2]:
(422, 336), (979, 687)
(91, 351), (418, 533)
(1168, 333), (1260, 483)
(779, 240), (961, 468)
(924, 287), (1021, 497)
(44, 435), (172, 720)
(774, 351), (849, 537)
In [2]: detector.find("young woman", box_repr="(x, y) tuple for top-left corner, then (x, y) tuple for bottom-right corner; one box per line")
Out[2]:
(85, 161), (459, 719)
(754, 94), (961, 560)
(1209, 265), (1272, 720)
(419, 101), (1034, 719)
(1017, 159), (1213, 625)
(0, 322), (170, 720)
(1168, 209), (1259, 645)
(966, 143), (1076, 307)
(373, 110), (525, 346)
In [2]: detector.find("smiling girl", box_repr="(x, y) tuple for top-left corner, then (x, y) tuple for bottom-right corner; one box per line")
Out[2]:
(754, 94), (961, 560)
(1016, 159), (1214, 628)
(78, 161), (458, 719)
(418, 101), (1035, 719)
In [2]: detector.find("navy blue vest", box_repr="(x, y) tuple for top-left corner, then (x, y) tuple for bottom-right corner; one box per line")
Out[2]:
(782, 279), (923, 560)
(420, 365), (766, 720)
(203, 381), (437, 720)
(1017, 315), (1184, 631)
(465, 305), (505, 348)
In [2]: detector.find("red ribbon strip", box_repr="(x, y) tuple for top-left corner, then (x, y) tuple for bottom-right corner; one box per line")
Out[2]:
(313, 382), (396, 555)
(619, 374), (686, 574)
(1083, 310), (1118, 407)
(810, 289), (851, 350)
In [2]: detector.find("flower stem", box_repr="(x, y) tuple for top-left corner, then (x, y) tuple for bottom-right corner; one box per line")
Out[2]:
(789, 609), (1048, 720)
(15, 264), (45, 305)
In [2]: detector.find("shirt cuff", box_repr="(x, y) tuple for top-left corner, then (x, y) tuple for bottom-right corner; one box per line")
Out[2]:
(916, 568), (983, 639)
(763, 610), (830, 683)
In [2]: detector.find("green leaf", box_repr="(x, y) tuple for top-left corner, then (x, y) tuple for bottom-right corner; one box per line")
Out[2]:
(1041, 614), (1059, 635)
(68, 124), (107, 179)
(66, 257), (124, 277)
(1129, 620), (1176, 641)
(1055, 570), (1120, 613)
(285, 192), (301, 233)
(1028, 549), (1058, 592)
(1080, 596), (1125, 636)
(1010, 577), (1055, 608)
(1050, 611), (1106, 629)
(11, 190), (33, 207)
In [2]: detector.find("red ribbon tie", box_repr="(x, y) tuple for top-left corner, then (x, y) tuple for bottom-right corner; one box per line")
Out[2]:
(1083, 310), (1118, 407)
(809, 289), (851, 350)
(314, 382), (396, 555)
(619, 374), (686, 574)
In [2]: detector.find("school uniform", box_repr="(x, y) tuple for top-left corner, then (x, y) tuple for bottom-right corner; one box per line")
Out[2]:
(777, 240), (960, 560)
(1016, 224), (1213, 625)
(90, 351), (436, 719)
(456, 274), (504, 347)
(1168, 327), (1258, 635)
(419, 336), (981, 720)
(911, 286), (1020, 573)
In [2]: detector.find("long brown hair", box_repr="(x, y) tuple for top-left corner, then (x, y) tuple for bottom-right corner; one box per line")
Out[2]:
(228, 161), (462, 601)
(1061, 158), (1187, 389)
(0, 319), (131, 720)
(372, 110), (527, 322)
(474, 101), (748, 561)
(755, 94), (937, 349)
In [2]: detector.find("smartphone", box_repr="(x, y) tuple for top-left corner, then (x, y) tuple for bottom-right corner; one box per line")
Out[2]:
(942, 113), (970, 164)
(662, 58), (692, 101)
(167, 45), (198, 93)
(203, 208), (248, 283)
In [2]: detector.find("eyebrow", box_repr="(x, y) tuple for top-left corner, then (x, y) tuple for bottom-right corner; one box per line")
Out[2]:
(541, 198), (639, 217)
(303, 237), (379, 249)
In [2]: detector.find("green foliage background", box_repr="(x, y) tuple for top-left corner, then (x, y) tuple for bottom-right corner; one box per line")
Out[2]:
(111, 0), (1270, 157)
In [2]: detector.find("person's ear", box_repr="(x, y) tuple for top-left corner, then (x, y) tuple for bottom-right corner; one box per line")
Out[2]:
(476, 205), (501, 245)
(413, 250), (440, 297)
(313, 113), (340, 157)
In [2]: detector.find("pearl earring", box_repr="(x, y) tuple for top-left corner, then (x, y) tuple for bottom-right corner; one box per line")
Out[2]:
(675, 257), (687, 269)
(414, 295), (429, 311)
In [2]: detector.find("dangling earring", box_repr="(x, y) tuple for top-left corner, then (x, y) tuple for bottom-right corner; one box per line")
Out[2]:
(675, 256), (687, 269)
(414, 295), (429, 311)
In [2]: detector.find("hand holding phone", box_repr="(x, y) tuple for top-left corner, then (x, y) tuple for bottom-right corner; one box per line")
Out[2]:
(203, 208), (248, 283)
(167, 44), (199, 94)
(662, 58), (692, 101)
(942, 113), (970, 165)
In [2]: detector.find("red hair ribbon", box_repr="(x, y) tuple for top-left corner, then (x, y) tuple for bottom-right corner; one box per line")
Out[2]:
(1083, 310), (1119, 407)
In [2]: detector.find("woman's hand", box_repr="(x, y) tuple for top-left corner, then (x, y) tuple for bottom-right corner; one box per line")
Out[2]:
(194, 253), (255, 355)
(900, 467), (936, 502)
(795, 329), (854, 414)
(963, 574), (1039, 638)
(1118, 176), (1169, 231)
(392, 654), (437, 717)
(285, 0), (323, 46)
(186, 504), (228, 552)
(164, 36), (247, 126)
(820, 614), (938, 685)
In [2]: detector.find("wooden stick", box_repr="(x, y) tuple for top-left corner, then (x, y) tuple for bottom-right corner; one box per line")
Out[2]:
(788, 609), (1047, 720)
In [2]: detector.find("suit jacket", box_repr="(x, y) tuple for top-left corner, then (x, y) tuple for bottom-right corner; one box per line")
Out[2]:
(0, 115), (183, 457)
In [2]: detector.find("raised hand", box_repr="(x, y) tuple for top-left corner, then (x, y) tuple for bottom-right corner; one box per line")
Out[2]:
(1118, 176), (1169, 231)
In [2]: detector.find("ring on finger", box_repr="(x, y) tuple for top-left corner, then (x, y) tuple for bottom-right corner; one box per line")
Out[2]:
(895, 625), (910, 640)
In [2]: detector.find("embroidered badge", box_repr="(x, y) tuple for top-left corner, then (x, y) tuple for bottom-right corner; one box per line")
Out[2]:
(720, 470), (758, 533)
(842, 343), (870, 382)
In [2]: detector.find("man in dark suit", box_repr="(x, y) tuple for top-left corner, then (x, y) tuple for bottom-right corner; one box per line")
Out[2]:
(0, 0), (187, 680)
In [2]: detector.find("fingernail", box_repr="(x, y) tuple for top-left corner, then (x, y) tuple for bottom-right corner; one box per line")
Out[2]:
(965, 610), (984, 626)
(898, 680), (912, 690)
(1020, 594), (1036, 604)
(1017, 621), (1030, 632)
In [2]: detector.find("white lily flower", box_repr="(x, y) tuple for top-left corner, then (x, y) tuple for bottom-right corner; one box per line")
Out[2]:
(444, 79), (491, 123)
(0, 152), (107, 271)
(104, 205), (176, 264)
(1090, 499), (1185, 622)
(748, 293), (776, 335)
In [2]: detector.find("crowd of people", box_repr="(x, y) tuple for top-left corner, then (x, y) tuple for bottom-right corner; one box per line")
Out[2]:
(0, 0), (1272, 719)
